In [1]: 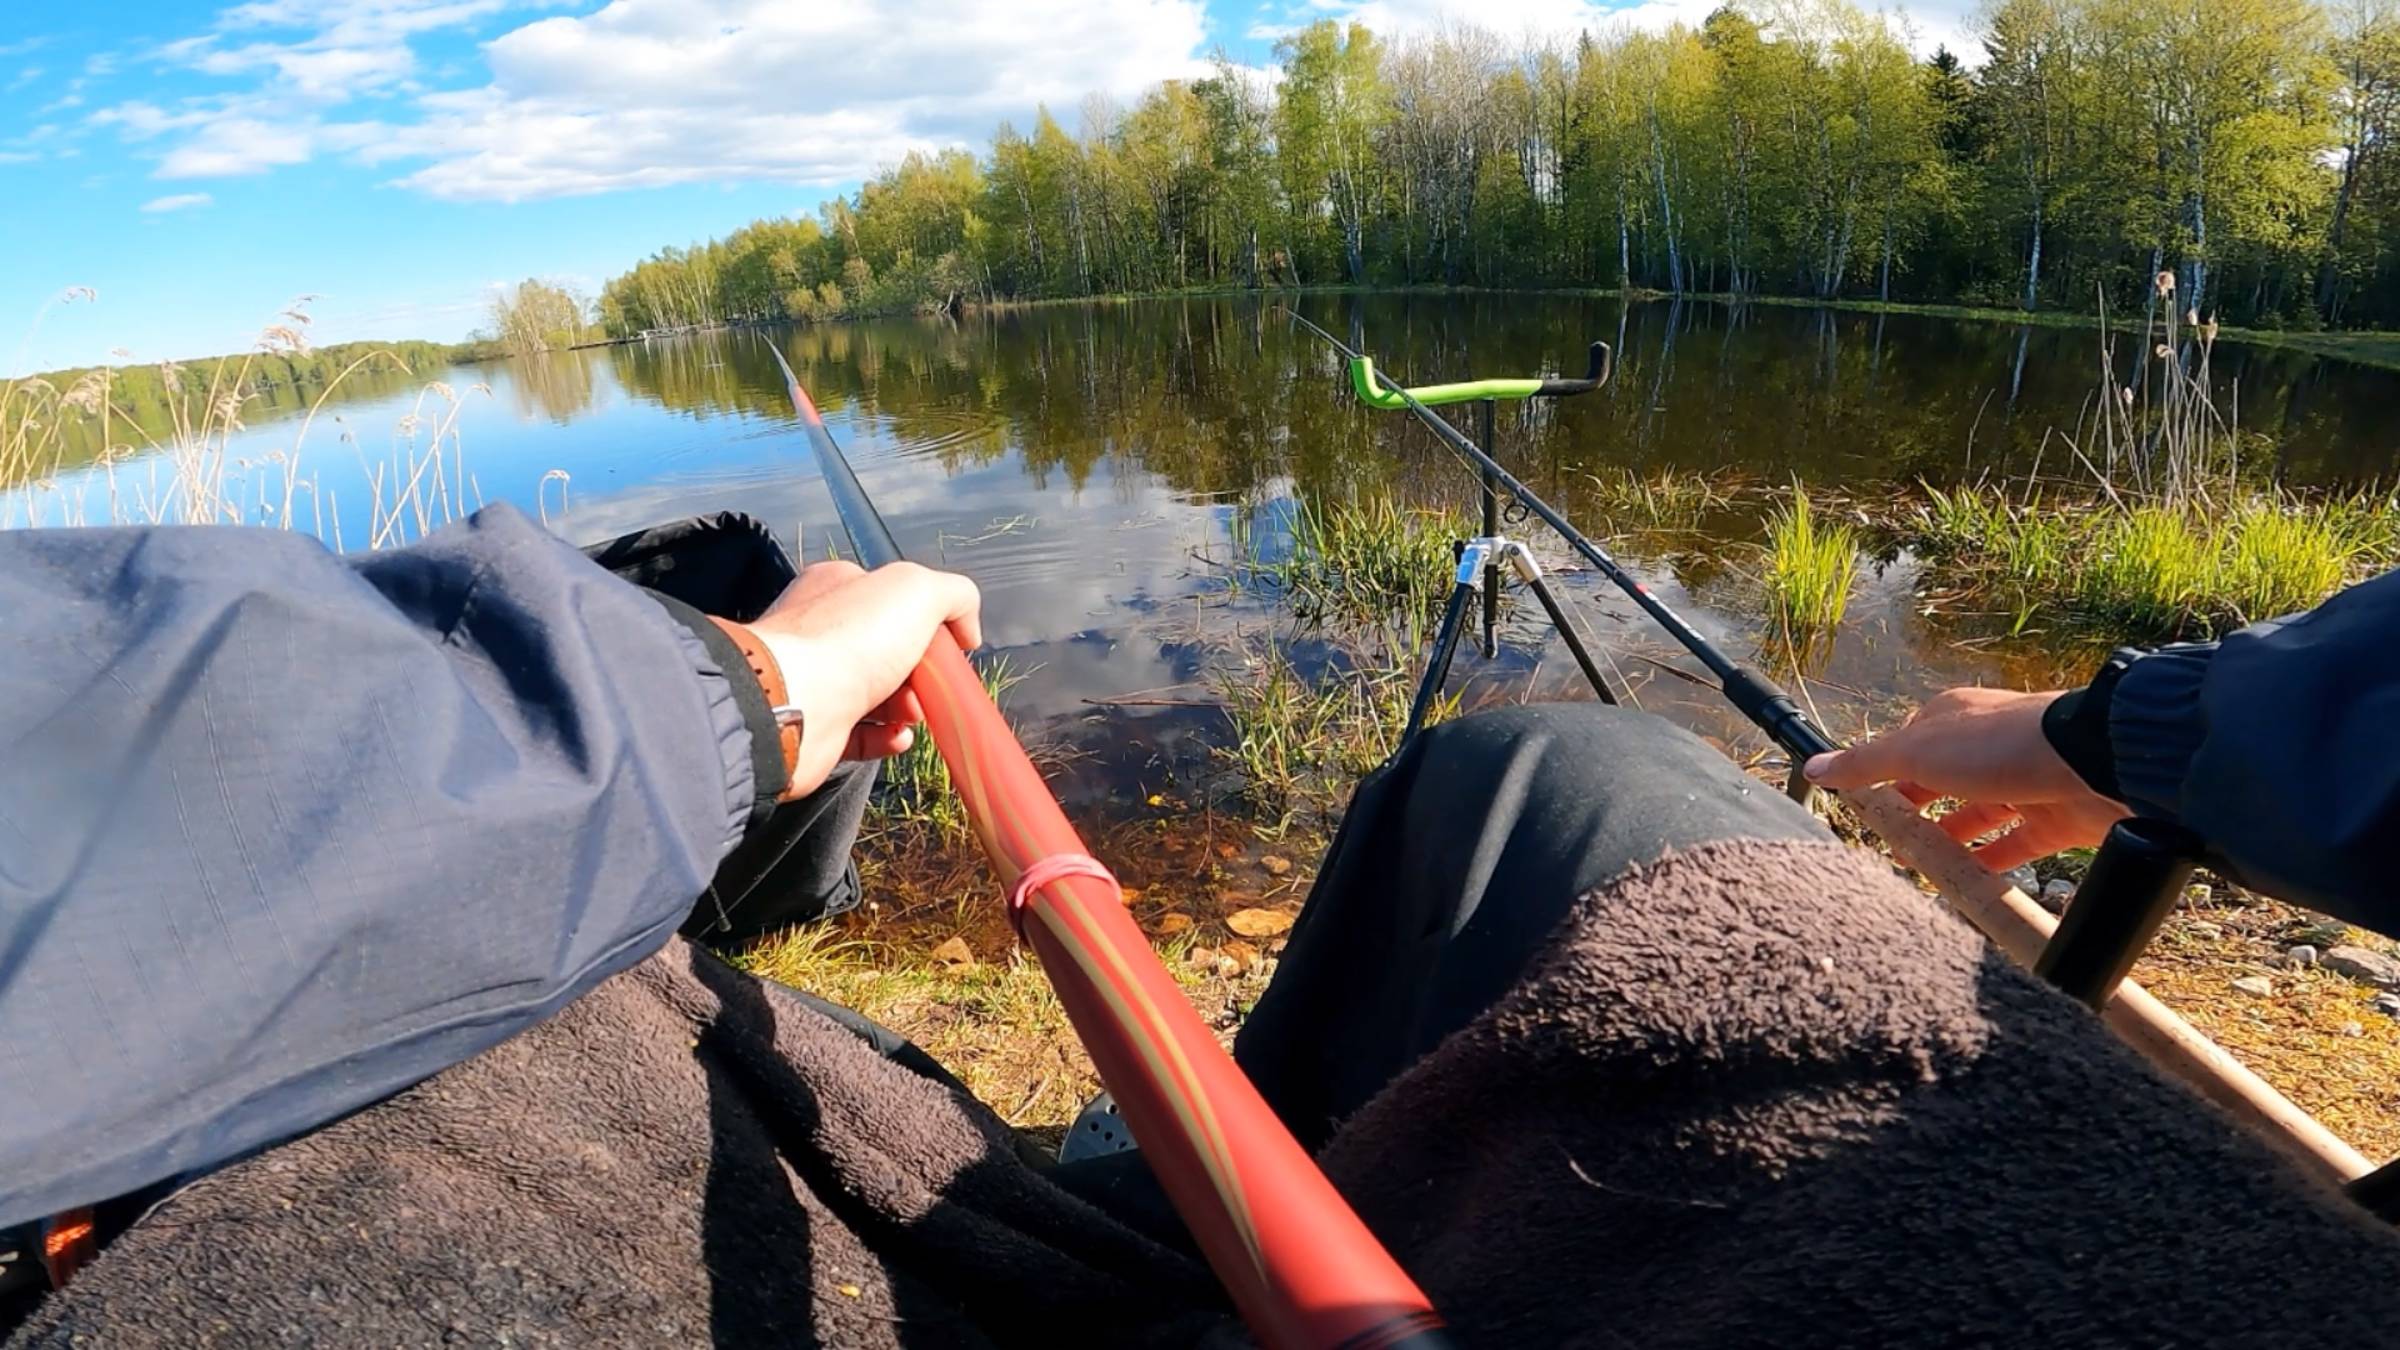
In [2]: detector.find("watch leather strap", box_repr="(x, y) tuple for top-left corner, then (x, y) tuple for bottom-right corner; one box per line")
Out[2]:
(707, 616), (804, 801)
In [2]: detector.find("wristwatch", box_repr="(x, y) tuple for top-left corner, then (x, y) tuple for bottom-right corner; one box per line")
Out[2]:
(707, 616), (805, 799)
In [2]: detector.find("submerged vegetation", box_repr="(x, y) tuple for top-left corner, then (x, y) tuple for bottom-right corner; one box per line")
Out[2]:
(1580, 466), (1742, 534)
(1232, 493), (1463, 632)
(1212, 638), (1432, 836)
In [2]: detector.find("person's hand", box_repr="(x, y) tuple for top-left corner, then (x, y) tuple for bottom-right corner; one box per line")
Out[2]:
(1802, 686), (2129, 874)
(743, 559), (982, 796)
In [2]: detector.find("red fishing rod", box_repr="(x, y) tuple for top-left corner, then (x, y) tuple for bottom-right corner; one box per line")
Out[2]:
(763, 340), (1451, 1350)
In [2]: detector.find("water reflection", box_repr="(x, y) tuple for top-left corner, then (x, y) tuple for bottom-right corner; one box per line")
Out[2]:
(18, 294), (2397, 793)
(613, 296), (2396, 501)
(507, 350), (603, 424)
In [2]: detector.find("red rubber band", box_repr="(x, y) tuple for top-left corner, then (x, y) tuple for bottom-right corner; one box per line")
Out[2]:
(1006, 852), (1118, 936)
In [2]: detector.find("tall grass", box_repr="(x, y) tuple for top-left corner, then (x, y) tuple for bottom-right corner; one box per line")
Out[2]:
(1762, 485), (1861, 642)
(2087, 279), (2235, 502)
(1906, 292), (2390, 642)
(1213, 638), (1436, 836)
(4, 292), (488, 545)
(1914, 487), (2383, 638)
(1239, 492), (1462, 632)
(2220, 507), (2359, 622)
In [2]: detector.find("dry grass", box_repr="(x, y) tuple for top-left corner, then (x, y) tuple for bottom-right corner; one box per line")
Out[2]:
(4, 291), (489, 544)
(2133, 898), (2400, 1160)
(734, 816), (1310, 1145)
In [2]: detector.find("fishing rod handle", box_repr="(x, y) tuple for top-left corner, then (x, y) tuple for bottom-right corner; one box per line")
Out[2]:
(1721, 664), (1838, 760)
(905, 634), (1448, 1349)
(1843, 783), (2370, 1187)
(2034, 818), (2203, 1009)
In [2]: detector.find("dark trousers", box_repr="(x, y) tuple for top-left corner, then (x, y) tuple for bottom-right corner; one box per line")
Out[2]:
(725, 702), (1830, 1242)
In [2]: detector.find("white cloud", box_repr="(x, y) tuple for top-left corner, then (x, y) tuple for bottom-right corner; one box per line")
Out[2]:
(7, 66), (42, 91)
(92, 0), (1216, 199)
(140, 192), (214, 212)
(90, 2), (546, 181)
(368, 0), (1215, 202)
(38, 93), (85, 113)
(90, 101), (220, 139)
(218, 0), (533, 47)
(158, 118), (320, 177)
(192, 41), (418, 98)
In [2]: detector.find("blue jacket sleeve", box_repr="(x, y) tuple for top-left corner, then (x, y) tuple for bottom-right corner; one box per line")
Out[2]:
(2097, 567), (2400, 928)
(0, 504), (756, 1228)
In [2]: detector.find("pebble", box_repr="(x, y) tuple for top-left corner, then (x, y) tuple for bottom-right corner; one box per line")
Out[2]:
(2003, 865), (2039, 896)
(2186, 921), (2224, 941)
(2230, 975), (2275, 997)
(2039, 879), (2076, 915)
(2285, 944), (2320, 969)
(2342, 1021), (2367, 1038)
(2374, 993), (2400, 1019)
(2320, 945), (2400, 988)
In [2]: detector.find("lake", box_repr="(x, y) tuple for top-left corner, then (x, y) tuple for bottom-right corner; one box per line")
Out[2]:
(19, 293), (2400, 807)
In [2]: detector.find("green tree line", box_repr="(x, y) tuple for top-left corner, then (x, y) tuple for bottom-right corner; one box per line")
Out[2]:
(599, 0), (2400, 334)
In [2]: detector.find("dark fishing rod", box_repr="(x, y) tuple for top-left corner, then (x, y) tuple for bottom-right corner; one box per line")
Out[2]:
(763, 338), (1453, 1350)
(1281, 307), (1835, 795)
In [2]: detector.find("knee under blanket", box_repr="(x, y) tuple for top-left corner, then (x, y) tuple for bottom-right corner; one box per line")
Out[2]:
(16, 839), (2400, 1347)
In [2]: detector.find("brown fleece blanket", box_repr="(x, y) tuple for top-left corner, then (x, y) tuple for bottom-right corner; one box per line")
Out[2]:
(17, 839), (2400, 1347)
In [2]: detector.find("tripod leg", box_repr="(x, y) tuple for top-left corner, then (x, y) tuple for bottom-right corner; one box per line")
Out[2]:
(1497, 542), (1617, 706)
(1479, 400), (1500, 659)
(1520, 571), (1618, 706)
(1405, 579), (1478, 745)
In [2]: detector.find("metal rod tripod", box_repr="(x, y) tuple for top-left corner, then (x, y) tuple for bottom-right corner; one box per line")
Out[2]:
(1400, 399), (1618, 746)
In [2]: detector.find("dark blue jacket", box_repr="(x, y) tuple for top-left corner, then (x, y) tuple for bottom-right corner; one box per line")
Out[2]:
(0, 506), (757, 1229)
(2046, 566), (2400, 917)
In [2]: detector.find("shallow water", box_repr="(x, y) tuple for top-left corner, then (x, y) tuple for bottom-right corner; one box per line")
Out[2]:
(22, 293), (2399, 803)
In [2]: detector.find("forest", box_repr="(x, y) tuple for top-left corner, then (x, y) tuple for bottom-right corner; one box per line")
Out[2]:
(595, 0), (2400, 336)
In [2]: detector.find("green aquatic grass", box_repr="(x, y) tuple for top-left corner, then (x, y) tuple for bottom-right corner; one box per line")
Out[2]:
(1249, 492), (1464, 633)
(1581, 465), (1737, 532)
(2220, 506), (2358, 625)
(1762, 485), (1861, 641)
(869, 656), (1022, 842)
(1212, 636), (1445, 837)
(1910, 485), (2378, 640)
(2075, 506), (2211, 633)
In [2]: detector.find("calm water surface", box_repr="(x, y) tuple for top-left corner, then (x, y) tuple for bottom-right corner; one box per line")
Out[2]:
(29, 294), (2400, 804)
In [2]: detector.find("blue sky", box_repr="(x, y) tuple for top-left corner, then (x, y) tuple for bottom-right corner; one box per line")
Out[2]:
(1, 0), (1973, 372)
